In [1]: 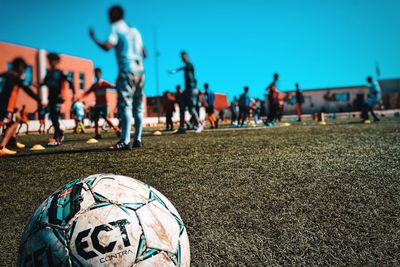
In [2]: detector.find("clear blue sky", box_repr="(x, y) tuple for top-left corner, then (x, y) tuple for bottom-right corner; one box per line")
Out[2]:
(1, 0), (399, 99)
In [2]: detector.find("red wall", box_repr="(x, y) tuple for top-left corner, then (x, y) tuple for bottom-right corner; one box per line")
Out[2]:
(0, 42), (39, 115)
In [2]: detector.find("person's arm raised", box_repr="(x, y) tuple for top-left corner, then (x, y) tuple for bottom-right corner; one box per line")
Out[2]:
(89, 28), (113, 51)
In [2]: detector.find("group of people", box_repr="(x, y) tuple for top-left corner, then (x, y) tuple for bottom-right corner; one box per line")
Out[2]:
(0, 5), (146, 156)
(0, 5), (383, 157)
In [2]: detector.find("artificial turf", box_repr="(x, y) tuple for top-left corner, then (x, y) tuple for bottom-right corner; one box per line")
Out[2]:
(0, 118), (399, 266)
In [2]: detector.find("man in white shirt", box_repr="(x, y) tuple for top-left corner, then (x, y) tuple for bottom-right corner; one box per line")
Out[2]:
(89, 5), (147, 150)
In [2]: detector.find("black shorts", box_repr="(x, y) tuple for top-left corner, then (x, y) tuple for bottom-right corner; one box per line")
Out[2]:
(206, 106), (215, 115)
(0, 110), (16, 126)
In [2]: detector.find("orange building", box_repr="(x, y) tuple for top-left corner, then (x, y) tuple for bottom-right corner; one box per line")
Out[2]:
(0, 41), (121, 119)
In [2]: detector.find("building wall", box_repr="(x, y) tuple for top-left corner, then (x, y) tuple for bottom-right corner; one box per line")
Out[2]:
(0, 41), (124, 119)
(0, 42), (39, 116)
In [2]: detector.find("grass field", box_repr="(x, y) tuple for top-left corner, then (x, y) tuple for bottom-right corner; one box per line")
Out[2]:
(1, 118), (400, 266)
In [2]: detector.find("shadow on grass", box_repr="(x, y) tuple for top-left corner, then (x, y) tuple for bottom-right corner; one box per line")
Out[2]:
(8, 147), (109, 158)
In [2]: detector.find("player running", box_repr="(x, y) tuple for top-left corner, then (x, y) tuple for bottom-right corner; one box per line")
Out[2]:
(40, 53), (75, 146)
(361, 76), (381, 123)
(89, 5), (147, 150)
(266, 73), (280, 126)
(169, 52), (203, 134)
(238, 87), (251, 127)
(79, 68), (120, 139)
(0, 58), (40, 156)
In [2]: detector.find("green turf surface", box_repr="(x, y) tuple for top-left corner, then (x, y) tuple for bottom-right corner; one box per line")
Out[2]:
(1, 118), (400, 266)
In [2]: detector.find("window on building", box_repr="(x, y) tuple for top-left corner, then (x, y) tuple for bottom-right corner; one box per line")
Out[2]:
(333, 92), (350, 102)
(79, 72), (85, 90)
(67, 71), (74, 86)
(7, 62), (33, 86)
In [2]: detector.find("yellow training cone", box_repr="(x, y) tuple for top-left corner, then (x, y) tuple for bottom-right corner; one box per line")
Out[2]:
(153, 130), (162, 136)
(30, 144), (46, 151)
(283, 122), (291, 127)
(87, 138), (99, 144)
(364, 120), (372, 124)
(16, 142), (26, 149)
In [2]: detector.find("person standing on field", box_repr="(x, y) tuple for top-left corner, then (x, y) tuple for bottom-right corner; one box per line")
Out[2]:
(238, 86), (251, 127)
(89, 5), (147, 150)
(162, 90), (175, 131)
(361, 76), (381, 123)
(295, 83), (304, 122)
(204, 83), (217, 129)
(169, 52), (203, 134)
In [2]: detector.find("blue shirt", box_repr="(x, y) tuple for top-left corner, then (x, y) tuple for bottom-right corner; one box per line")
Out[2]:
(205, 90), (215, 107)
(238, 93), (251, 108)
(368, 81), (381, 102)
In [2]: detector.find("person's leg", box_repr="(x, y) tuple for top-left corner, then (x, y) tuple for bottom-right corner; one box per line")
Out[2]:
(49, 104), (61, 140)
(0, 122), (18, 148)
(16, 123), (22, 135)
(25, 122), (29, 135)
(104, 117), (119, 132)
(296, 103), (301, 121)
(369, 106), (380, 121)
(132, 92), (143, 144)
(166, 110), (173, 130)
(93, 109), (100, 136)
(116, 73), (133, 146)
(361, 102), (369, 120)
(243, 108), (249, 125)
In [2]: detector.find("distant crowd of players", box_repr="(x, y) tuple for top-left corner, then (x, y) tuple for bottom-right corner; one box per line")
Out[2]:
(0, 5), (383, 156)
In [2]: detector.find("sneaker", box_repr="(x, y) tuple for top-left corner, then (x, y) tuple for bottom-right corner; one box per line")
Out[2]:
(0, 147), (17, 156)
(94, 133), (102, 140)
(132, 140), (144, 148)
(195, 125), (204, 133)
(48, 139), (61, 147)
(177, 127), (186, 134)
(107, 142), (132, 151)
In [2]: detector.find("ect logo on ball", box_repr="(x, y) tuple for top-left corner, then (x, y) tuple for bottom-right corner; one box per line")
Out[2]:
(75, 219), (132, 260)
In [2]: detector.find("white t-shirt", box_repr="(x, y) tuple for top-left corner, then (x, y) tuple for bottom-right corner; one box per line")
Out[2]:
(108, 20), (144, 74)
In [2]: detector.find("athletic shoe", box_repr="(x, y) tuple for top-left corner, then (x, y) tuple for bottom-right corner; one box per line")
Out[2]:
(94, 133), (102, 140)
(176, 127), (186, 134)
(373, 118), (381, 122)
(0, 147), (17, 156)
(48, 139), (61, 146)
(195, 125), (204, 133)
(132, 140), (144, 148)
(107, 142), (132, 151)
(47, 139), (61, 146)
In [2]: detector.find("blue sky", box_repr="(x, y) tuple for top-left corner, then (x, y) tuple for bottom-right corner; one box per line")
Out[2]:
(1, 0), (399, 99)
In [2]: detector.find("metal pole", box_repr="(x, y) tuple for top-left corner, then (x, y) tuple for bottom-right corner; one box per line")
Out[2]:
(154, 26), (161, 123)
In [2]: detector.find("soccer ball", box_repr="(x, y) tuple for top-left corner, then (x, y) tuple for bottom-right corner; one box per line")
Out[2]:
(18, 174), (190, 266)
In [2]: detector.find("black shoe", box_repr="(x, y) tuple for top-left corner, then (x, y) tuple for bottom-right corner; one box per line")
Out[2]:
(107, 142), (132, 151)
(132, 140), (144, 148)
(94, 133), (102, 140)
(373, 118), (381, 122)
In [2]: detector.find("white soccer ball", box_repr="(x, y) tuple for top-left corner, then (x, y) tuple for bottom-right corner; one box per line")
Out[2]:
(18, 174), (190, 266)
